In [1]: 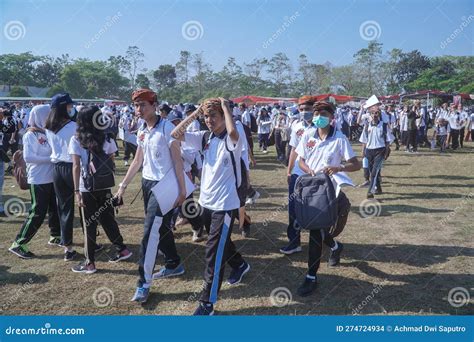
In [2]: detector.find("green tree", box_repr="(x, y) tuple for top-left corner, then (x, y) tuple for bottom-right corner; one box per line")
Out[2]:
(9, 86), (30, 97)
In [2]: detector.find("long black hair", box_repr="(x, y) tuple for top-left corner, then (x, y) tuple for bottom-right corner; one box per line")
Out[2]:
(44, 103), (68, 132)
(76, 106), (106, 154)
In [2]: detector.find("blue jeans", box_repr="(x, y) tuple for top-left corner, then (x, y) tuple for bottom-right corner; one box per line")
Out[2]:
(287, 173), (300, 247)
(0, 161), (4, 212)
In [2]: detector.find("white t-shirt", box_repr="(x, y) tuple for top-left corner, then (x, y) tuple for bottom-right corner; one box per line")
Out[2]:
(235, 121), (250, 171)
(22, 130), (54, 184)
(289, 120), (316, 176)
(137, 118), (176, 182)
(470, 114), (474, 130)
(296, 128), (356, 191)
(241, 110), (251, 128)
(359, 121), (392, 149)
(68, 136), (117, 192)
(448, 112), (462, 130)
(184, 130), (243, 211)
(45, 121), (77, 163)
(257, 115), (272, 134)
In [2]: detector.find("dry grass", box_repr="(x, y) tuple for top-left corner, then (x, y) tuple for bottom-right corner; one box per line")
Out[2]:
(1, 136), (473, 316)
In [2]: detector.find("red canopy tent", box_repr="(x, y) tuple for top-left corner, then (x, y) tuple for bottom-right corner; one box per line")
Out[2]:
(231, 95), (297, 105)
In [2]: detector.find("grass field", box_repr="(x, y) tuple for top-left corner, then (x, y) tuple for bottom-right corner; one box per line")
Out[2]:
(1, 137), (473, 316)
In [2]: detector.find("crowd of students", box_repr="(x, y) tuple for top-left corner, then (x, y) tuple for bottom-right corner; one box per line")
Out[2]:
(1, 90), (472, 315)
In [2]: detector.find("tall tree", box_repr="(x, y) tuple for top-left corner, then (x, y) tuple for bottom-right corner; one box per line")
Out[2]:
(124, 46), (144, 89)
(353, 41), (383, 95)
(176, 50), (191, 85)
(268, 52), (292, 96)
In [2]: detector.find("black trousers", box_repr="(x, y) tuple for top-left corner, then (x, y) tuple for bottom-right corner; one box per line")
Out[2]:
(123, 141), (137, 161)
(80, 189), (126, 263)
(200, 208), (245, 304)
(14, 183), (60, 246)
(450, 129), (460, 149)
(407, 129), (417, 151)
(53, 162), (75, 246)
(274, 129), (287, 160)
(392, 128), (400, 148)
(459, 128), (465, 148)
(366, 147), (385, 194)
(138, 178), (181, 288)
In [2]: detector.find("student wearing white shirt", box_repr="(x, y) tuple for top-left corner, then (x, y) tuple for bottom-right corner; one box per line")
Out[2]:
(167, 110), (205, 242)
(457, 104), (468, 148)
(296, 101), (360, 297)
(44, 93), (79, 261)
(359, 110), (392, 198)
(447, 103), (461, 150)
(435, 104), (450, 152)
(0, 107), (17, 217)
(469, 112), (474, 142)
(172, 97), (250, 316)
(256, 108), (272, 153)
(115, 89), (186, 304)
(240, 103), (252, 129)
(69, 106), (132, 274)
(280, 95), (317, 255)
(119, 108), (137, 166)
(8, 105), (61, 259)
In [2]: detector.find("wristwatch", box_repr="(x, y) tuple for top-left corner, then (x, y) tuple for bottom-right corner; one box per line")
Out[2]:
(118, 182), (128, 189)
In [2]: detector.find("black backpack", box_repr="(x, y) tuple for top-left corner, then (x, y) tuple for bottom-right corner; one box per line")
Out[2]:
(201, 131), (248, 205)
(250, 115), (258, 133)
(83, 148), (115, 192)
(294, 173), (338, 231)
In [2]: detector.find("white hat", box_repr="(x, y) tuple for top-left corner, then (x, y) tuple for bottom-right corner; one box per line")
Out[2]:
(363, 95), (380, 109)
(28, 104), (50, 129)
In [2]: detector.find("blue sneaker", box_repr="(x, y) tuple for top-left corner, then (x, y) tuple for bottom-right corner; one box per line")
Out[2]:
(152, 264), (185, 279)
(227, 261), (250, 285)
(131, 287), (149, 303)
(193, 302), (214, 316)
(279, 245), (302, 255)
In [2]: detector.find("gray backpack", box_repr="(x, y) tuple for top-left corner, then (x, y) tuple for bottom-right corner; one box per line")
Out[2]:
(294, 173), (338, 231)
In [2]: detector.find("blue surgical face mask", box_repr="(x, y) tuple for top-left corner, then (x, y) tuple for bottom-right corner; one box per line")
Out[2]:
(312, 115), (330, 128)
(67, 106), (76, 118)
(303, 111), (313, 121)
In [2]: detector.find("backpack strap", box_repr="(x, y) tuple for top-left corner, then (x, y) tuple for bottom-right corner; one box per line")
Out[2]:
(54, 120), (71, 134)
(201, 131), (211, 152)
(224, 135), (240, 191)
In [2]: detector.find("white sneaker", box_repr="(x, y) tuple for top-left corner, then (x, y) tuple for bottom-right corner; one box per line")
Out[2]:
(245, 197), (254, 205)
(124, 161), (129, 166)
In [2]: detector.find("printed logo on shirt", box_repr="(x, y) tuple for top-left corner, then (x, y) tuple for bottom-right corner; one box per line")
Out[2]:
(37, 136), (48, 145)
(223, 157), (230, 167)
(138, 132), (146, 142)
(306, 139), (316, 149)
(296, 128), (305, 137)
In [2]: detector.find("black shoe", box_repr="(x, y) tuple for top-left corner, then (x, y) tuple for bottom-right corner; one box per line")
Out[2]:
(242, 225), (250, 238)
(328, 242), (344, 267)
(193, 302), (214, 316)
(297, 276), (317, 297)
(95, 243), (104, 252)
(9, 245), (35, 259)
(227, 261), (250, 285)
(367, 193), (374, 199)
(375, 189), (383, 195)
(64, 250), (77, 261)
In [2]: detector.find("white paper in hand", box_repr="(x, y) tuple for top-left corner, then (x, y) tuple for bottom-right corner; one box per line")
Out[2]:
(151, 169), (195, 215)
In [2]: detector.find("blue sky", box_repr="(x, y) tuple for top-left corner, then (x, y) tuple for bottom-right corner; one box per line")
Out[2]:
(1, 0), (473, 71)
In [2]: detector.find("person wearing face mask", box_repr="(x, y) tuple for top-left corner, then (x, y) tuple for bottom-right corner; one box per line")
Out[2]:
(44, 93), (80, 261)
(359, 109), (392, 199)
(296, 101), (361, 296)
(279, 95), (317, 255)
